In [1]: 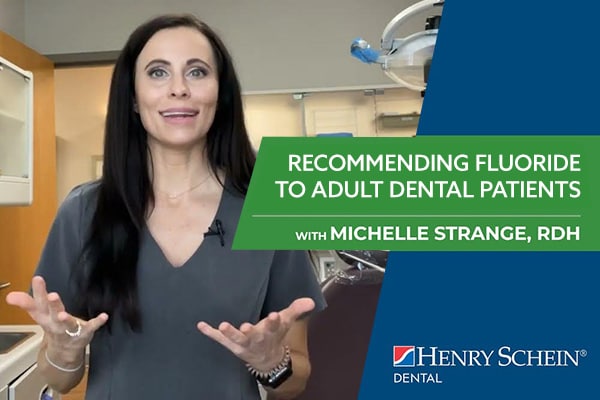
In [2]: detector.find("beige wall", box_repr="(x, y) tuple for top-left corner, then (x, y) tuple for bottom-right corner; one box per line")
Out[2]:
(302, 90), (421, 137)
(55, 66), (422, 202)
(243, 94), (304, 148)
(54, 66), (111, 203)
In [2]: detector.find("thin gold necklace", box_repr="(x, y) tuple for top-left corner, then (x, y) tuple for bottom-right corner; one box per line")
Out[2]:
(158, 174), (211, 200)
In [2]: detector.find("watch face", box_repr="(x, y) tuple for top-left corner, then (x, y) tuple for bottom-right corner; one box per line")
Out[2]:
(265, 359), (293, 388)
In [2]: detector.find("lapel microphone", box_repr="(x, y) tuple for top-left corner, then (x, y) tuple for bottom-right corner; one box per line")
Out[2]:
(204, 219), (225, 247)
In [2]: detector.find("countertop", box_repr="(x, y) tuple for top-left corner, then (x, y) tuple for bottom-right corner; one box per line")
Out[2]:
(0, 324), (43, 388)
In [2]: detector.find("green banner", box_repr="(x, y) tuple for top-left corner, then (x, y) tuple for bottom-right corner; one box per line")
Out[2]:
(233, 136), (600, 250)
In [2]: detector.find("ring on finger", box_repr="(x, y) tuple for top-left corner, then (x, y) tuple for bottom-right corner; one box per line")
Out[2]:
(65, 320), (82, 338)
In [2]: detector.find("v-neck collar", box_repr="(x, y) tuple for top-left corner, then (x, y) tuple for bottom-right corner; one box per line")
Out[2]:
(144, 177), (230, 270)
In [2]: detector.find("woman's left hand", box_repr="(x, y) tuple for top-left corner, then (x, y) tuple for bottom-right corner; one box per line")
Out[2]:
(197, 297), (315, 371)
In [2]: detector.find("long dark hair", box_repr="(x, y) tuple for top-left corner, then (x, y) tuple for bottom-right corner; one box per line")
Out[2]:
(74, 14), (255, 331)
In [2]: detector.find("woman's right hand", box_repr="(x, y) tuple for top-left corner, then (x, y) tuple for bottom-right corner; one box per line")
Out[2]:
(5, 275), (108, 365)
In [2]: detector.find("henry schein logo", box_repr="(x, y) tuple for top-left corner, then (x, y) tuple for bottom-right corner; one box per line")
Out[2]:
(392, 345), (586, 368)
(393, 346), (415, 367)
(391, 345), (586, 385)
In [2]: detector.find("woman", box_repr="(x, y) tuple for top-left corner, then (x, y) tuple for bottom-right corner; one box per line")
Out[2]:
(6, 14), (325, 400)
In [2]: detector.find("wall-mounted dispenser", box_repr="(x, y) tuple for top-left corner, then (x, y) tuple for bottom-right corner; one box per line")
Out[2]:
(377, 112), (420, 129)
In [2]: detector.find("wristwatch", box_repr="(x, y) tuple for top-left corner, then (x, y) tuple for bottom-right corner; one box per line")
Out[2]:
(247, 346), (294, 389)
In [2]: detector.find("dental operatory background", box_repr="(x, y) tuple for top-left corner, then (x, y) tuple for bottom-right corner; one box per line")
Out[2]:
(0, 1), (440, 399)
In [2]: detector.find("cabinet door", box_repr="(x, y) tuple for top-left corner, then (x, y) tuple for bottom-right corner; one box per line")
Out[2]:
(0, 385), (8, 400)
(0, 55), (34, 206)
(8, 363), (48, 400)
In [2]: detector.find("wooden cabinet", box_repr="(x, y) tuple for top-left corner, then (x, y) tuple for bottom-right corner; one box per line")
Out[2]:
(0, 29), (57, 326)
(0, 56), (34, 206)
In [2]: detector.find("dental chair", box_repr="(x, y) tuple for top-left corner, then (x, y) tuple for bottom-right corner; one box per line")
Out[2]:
(292, 251), (387, 400)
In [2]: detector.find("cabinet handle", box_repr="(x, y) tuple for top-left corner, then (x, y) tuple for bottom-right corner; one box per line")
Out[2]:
(0, 282), (11, 290)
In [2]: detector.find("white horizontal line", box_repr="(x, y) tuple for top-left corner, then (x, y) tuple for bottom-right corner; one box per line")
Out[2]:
(252, 214), (581, 218)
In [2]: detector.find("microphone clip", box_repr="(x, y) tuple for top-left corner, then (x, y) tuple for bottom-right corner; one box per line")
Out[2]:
(204, 219), (225, 247)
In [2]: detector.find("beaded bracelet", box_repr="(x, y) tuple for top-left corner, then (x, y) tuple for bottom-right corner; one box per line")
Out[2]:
(246, 345), (291, 379)
(44, 350), (84, 373)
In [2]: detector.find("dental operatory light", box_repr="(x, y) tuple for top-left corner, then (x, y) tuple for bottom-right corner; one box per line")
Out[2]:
(351, 0), (444, 91)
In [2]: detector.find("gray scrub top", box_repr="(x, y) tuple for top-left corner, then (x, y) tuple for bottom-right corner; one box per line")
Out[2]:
(35, 181), (326, 400)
